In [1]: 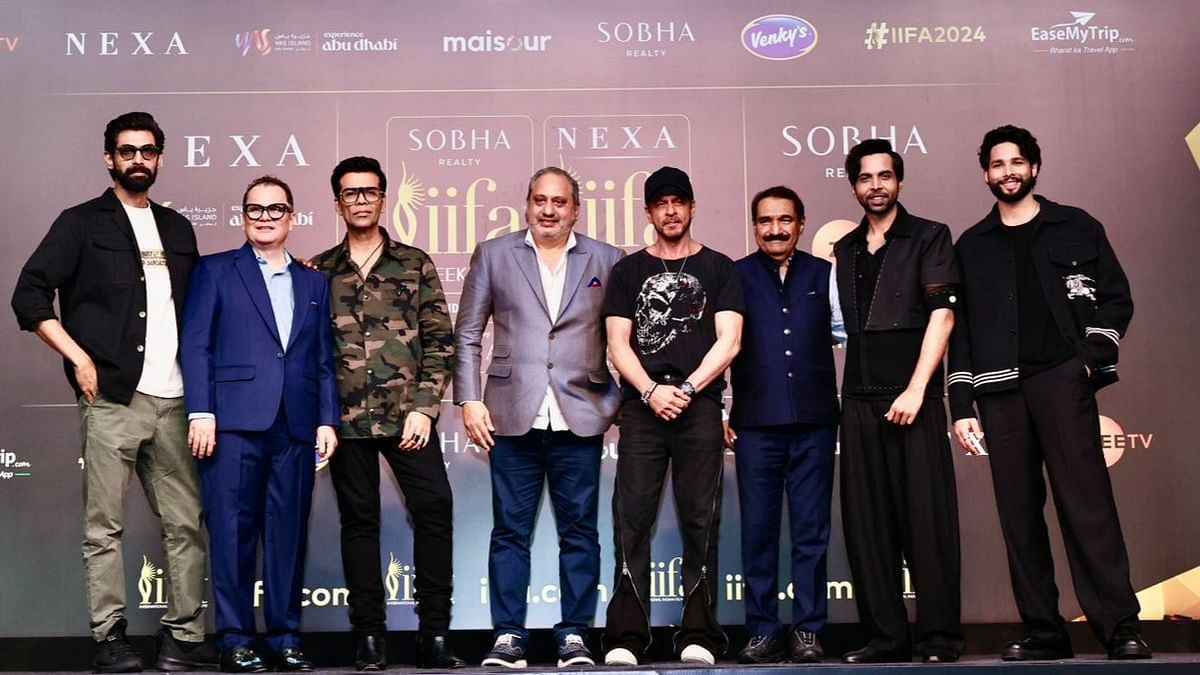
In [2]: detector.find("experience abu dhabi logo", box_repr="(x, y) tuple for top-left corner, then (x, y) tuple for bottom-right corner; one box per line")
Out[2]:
(0, 448), (32, 480)
(1029, 11), (1135, 55)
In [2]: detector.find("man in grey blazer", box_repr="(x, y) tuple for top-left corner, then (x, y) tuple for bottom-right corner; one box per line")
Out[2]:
(454, 167), (623, 669)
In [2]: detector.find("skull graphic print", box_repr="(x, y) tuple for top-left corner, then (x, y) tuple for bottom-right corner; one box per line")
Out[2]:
(635, 272), (706, 355)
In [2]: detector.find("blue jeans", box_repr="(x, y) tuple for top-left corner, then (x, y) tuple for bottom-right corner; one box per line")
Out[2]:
(734, 423), (836, 637)
(488, 429), (602, 640)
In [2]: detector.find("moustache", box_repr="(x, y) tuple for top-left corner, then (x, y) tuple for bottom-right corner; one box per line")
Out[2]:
(762, 233), (791, 242)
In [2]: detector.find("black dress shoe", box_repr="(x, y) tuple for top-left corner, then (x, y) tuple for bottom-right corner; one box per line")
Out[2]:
(274, 648), (314, 672)
(737, 635), (784, 664)
(1107, 626), (1152, 660)
(355, 634), (387, 671)
(156, 630), (220, 671)
(787, 630), (825, 663)
(921, 645), (960, 663)
(1000, 636), (1074, 661)
(417, 634), (466, 669)
(842, 642), (911, 664)
(219, 647), (267, 673)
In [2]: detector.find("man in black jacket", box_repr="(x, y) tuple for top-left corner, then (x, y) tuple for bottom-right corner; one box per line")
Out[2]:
(949, 125), (1150, 661)
(833, 139), (962, 664)
(11, 112), (216, 673)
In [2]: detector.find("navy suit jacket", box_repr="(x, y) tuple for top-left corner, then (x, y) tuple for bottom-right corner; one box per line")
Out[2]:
(181, 242), (339, 443)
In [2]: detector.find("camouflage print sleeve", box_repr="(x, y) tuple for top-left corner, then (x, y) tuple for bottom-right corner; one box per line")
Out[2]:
(413, 251), (454, 420)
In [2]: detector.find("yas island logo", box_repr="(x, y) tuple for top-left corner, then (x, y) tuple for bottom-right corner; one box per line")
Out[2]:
(236, 29), (272, 56)
(384, 552), (417, 605)
(137, 556), (167, 609)
(741, 15), (818, 60)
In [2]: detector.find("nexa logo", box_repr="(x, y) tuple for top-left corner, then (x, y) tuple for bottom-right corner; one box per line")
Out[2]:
(184, 135), (309, 168)
(554, 125), (677, 152)
(65, 32), (188, 56)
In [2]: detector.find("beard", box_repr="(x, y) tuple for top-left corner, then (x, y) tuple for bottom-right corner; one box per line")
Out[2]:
(109, 165), (157, 193)
(653, 215), (692, 243)
(989, 173), (1036, 203)
(856, 189), (898, 216)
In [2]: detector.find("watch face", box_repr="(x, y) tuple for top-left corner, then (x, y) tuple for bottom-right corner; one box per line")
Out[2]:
(680, 382), (696, 396)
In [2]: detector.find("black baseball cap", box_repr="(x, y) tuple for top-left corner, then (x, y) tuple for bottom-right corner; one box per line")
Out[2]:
(644, 166), (694, 204)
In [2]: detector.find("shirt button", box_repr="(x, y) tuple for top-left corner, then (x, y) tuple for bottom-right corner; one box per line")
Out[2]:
(787, 372), (794, 378)
(364, 331), (371, 337)
(136, 345), (144, 353)
(277, 352), (284, 358)
(782, 307), (790, 314)
(549, 333), (556, 340)
(784, 349), (793, 357)
(894, 291), (901, 297)
(138, 311), (146, 318)
(367, 369), (373, 375)
(363, 295), (370, 301)
(783, 328), (791, 335)
(368, 408), (375, 414)
(547, 363), (554, 369)
(139, 276), (145, 282)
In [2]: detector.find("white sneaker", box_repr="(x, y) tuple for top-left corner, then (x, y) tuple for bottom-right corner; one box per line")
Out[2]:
(680, 644), (716, 665)
(604, 647), (638, 666)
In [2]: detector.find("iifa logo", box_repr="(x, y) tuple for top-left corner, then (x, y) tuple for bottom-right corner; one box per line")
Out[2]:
(138, 556), (167, 609)
(384, 552), (417, 605)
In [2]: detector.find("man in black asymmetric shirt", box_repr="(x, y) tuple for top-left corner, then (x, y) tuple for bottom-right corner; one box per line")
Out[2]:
(832, 139), (963, 664)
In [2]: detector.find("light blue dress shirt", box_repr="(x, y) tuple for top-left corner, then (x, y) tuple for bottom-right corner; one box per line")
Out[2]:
(256, 249), (295, 351)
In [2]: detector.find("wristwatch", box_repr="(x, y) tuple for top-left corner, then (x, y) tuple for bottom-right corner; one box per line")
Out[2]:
(679, 381), (696, 397)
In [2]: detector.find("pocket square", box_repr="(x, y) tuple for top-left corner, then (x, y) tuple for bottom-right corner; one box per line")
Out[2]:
(807, 290), (817, 295)
(310, 300), (319, 305)
(587, 276), (603, 288)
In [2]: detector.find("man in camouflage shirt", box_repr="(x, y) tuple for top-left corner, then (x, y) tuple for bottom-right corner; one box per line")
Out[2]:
(312, 156), (462, 671)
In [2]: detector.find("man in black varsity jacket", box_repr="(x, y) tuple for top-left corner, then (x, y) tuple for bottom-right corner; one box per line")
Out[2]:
(948, 125), (1150, 662)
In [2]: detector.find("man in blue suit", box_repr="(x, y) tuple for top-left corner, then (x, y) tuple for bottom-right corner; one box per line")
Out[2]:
(726, 186), (844, 664)
(181, 176), (339, 673)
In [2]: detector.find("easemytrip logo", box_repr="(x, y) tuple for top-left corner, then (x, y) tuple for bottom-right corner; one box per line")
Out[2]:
(0, 448), (32, 480)
(1030, 11), (1135, 55)
(442, 30), (551, 53)
(741, 15), (817, 60)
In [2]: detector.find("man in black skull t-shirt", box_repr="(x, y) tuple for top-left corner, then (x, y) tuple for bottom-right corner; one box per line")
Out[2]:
(599, 166), (744, 667)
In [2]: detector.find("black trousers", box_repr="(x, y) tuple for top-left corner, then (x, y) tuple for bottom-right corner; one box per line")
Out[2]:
(977, 358), (1140, 645)
(840, 397), (962, 654)
(330, 434), (454, 636)
(603, 396), (728, 657)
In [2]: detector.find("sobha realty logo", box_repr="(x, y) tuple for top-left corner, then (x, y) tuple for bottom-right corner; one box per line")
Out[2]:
(1030, 11), (1135, 55)
(741, 15), (817, 60)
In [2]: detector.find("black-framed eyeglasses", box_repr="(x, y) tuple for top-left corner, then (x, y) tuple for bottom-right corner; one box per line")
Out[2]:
(338, 187), (383, 205)
(114, 144), (162, 161)
(243, 203), (293, 221)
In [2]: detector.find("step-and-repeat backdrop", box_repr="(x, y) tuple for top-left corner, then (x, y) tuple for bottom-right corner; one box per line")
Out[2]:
(2, 0), (1199, 637)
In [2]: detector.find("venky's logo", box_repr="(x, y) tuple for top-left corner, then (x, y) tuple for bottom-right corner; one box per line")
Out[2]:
(741, 15), (818, 60)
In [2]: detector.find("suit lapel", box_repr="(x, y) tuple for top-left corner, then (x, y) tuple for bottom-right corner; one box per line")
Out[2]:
(234, 243), (283, 347)
(558, 245), (591, 320)
(510, 239), (550, 320)
(287, 262), (310, 348)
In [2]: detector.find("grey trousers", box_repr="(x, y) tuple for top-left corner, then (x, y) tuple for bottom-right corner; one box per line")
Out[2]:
(79, 392), (207, 642)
